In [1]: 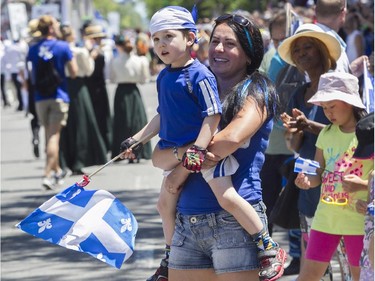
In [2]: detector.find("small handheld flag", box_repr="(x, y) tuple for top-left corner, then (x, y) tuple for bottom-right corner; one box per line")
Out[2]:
(16, 183), (138, 269)
(294, 157), (320, 175)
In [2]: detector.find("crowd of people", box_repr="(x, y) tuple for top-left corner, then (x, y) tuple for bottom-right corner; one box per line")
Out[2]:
(0, 0), (374, 280)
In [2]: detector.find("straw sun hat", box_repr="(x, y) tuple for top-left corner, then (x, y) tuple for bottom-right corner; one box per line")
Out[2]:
(28, 19), (41, 38)
(84, 25), (106, 39)
(278, 23), (341, 66)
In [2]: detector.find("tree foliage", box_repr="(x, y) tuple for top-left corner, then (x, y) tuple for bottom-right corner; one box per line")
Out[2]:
(143, 0), (271, 20)
(92, 0), (273, 30)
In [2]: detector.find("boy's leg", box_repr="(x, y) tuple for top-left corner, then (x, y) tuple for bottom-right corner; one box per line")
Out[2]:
(208, 176), (286, 281)
(148, 177), (179, 281)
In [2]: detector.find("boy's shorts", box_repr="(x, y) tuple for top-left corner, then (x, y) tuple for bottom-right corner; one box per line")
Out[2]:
(169, 201), (268, 273)
(36, 99), (69, 127)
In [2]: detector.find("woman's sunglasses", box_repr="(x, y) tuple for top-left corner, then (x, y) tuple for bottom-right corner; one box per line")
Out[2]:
(215, 14), (254, 54)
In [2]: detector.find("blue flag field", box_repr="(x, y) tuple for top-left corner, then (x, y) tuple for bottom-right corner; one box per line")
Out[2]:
(16, 183), (138, 269)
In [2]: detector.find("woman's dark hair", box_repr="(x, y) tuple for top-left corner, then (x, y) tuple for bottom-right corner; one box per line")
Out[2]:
(220, 72), (281, 128)
(211, 13), (264, 75)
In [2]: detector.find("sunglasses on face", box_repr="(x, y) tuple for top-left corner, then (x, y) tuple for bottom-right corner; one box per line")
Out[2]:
(321, 195), (348, 206)
(215, 14), (254, 55)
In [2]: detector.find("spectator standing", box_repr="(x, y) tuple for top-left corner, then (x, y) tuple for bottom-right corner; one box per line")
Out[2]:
(294, 72), (370, 281)
(349, 112), (374, 281)
(278, 23), (341, 278)
(2, 39), (27, 111)
(83, 24), (112, 153)
(26, 15), (77, 189)
(109, 35), (152, 162)
(0, 38), (10, 107)
(315, 0), (369, 78)
(344, 11), (365, 63)
(150, 11), (283, 281)
(25, 19), (42, 158)
(260, 9), (303, 276)
(59, 25), (108, 175)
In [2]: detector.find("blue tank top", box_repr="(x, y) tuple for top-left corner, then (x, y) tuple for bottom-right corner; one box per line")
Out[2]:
(177, 117), (273, 215)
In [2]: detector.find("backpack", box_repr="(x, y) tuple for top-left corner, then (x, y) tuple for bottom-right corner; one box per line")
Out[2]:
(35, 43), (62, 97)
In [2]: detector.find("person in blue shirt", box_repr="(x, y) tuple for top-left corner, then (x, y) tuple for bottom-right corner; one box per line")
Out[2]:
(27, 15), (77, 190)
(120, 7), (285, 281)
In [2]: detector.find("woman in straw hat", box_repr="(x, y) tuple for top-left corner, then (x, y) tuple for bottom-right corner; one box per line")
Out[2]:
(279, 23), (342, 273)
(59, 24), (108, 175)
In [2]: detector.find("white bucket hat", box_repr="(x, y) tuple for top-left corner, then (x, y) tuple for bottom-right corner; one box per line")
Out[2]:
(308, 72), (366, 109)
(278, 23), (341, 66)
(149, 6), (197, 37)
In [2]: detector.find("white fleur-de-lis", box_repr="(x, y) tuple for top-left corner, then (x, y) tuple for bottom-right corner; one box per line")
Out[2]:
(37, 218), (52, 233)
(120, 218), (132, 233)
(38, 46), (53, 59)
(70, 189), (81, 199)
(97, 253), (106, 262)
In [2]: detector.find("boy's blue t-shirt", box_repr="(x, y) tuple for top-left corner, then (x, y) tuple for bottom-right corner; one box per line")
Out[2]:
(156, 59), (222, 148)
(27, 38), (73, 103)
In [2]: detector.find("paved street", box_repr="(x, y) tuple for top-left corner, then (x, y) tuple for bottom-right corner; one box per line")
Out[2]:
(1, 81), (339, 280)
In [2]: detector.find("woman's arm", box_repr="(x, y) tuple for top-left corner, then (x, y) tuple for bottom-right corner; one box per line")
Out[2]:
(206, 97), (267, 161)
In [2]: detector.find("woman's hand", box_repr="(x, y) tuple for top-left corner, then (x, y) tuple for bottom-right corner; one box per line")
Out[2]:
(295, 172), (311, 190)
(280, 109), (309, 133)
(165, 165), (190, 194)
(202, 151), (221, 169)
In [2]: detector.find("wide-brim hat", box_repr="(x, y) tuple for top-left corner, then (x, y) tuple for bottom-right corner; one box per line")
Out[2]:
(278, 23), (341, 66)
(308, 72), (366, 109)
(84, 25), (106, 39)
(28, 19), (41, 38)
(353, 112), (374, 159)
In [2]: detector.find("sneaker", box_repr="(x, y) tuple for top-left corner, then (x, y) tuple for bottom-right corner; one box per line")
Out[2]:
(258, 247), (287, 281)
(283, 257), (300, 275)
(54, 170), (69, 185)
(42, 177), (55, 190)
(146, 258), (168, 281)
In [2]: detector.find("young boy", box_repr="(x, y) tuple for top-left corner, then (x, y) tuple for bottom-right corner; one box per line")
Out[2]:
(120, 6), (285, 281)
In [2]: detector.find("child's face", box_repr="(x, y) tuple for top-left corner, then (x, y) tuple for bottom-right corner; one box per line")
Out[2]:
(151, 29), (194, 68)
(321, 100), (354, 125)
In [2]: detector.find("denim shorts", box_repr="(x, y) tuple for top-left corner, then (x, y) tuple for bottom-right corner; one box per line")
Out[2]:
(169, 201), (268, 274)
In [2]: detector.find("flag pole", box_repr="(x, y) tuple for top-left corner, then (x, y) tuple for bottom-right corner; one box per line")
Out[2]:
(78, 131), (155, 186)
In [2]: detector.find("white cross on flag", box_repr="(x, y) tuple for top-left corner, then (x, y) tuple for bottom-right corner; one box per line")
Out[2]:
(16, 183), (138, 269)
(294, 157), (320, 175)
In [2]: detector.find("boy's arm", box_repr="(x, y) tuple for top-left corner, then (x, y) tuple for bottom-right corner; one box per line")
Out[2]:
(120, 114), (160, 159)
(194, 114), (221, 148)
(182, 114), (220, 172)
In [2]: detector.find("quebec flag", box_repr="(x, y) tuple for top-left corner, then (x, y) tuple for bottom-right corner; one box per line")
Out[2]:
(294, 157), (320, 175)
(16, 183), (138, 269)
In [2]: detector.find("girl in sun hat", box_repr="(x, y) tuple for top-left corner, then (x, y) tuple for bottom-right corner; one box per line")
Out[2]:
(294, 72), (371, 281)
